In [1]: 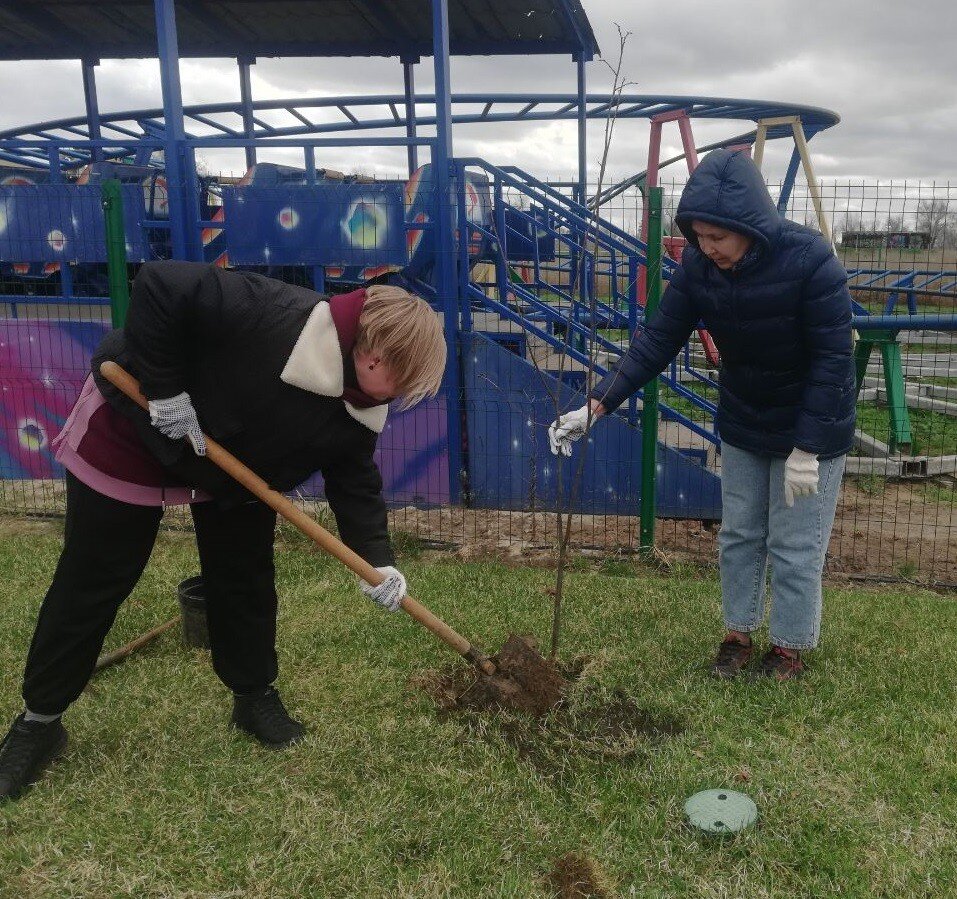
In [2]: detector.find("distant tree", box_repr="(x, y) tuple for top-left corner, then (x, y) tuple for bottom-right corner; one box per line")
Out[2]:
(915, 198), (953, 248)
(946, 221), (957, 250)
(838, 211), (863, 240)
(882, 213), (906, 233)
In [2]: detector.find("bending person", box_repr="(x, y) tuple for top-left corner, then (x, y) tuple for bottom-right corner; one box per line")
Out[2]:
(0, 262), (446, 802)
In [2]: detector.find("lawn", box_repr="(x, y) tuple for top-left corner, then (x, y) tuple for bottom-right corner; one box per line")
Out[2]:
(855, 400), (957, 457)
(1, 518), (956, 898)
(659, 383), (719, 428)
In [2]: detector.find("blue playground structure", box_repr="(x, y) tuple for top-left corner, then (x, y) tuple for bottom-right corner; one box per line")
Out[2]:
(0, 1), (953, 527)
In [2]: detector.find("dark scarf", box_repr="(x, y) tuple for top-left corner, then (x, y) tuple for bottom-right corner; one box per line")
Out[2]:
(328, 288), (387, 409)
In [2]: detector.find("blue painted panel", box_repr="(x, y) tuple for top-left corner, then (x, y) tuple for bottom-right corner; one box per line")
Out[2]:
(79, 163), (173, 220)
(0, 184), (148, 263)
(221, 181), (407, 266)
(405, 164), (492, 286)
(479, 330), (527, 358)
(463, 332), (722, 518)
(500, 204), (556, 261)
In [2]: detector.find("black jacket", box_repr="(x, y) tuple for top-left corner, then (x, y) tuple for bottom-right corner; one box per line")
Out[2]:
(592, 149), (856, 459)
(92, 261), (394, 566)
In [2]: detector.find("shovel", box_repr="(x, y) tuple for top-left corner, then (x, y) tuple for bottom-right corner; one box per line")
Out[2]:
(96, 360), (575, 718)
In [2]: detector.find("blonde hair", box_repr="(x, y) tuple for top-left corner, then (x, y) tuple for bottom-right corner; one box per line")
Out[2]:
(356, 285), (446, 408)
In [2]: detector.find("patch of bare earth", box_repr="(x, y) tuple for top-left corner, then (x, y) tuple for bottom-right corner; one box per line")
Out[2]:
(1, 477), (952, 582)
(389, 481), (957, 584)
(413, 654), (685, 778)
(827, 480), (957, 583)
(545, 853), (614, 899)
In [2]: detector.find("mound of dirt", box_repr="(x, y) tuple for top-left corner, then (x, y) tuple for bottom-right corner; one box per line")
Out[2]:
(414, 633), (568, 716)
(414, 651), (686, 775)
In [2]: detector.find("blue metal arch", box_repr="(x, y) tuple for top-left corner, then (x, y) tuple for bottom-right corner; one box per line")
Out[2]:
(0, 92), (840, 171)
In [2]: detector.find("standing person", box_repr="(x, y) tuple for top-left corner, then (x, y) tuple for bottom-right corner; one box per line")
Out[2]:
(549, 149), (855, 681)
(0, 262), (446, 802)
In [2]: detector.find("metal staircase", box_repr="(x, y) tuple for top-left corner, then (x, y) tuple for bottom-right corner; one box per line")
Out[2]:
(452, 158), (720, 455)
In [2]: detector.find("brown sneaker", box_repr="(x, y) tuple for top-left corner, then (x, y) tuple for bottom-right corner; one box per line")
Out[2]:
(709, 636), (754, 680)
(754, 646), (805, 681)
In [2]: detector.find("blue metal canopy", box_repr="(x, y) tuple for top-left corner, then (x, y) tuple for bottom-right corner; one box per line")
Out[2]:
(0, 0), (599, 61)
(0, 94), (840, 165)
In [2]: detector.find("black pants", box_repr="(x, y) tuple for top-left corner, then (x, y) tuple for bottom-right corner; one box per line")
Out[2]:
(22, 473), (278, 715)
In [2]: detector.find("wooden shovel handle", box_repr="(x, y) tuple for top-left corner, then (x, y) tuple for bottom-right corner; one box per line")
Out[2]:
(99, 361), (495, 675)
(95, 616), (180, 671)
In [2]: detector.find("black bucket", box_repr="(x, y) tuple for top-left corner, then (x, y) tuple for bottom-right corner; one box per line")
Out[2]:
(177, 575), (210, 650)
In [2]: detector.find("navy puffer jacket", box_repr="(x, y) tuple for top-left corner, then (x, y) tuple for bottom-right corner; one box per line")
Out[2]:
(592, 149), (856, 459)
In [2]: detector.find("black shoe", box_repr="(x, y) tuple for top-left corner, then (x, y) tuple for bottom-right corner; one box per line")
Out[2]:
(231, 687), (305, 748)
(0, 713), (69, 802)
(709, 636), (754, 680)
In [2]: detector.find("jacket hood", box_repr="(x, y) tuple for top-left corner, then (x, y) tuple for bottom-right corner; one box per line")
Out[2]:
(674, 149), (783, 254)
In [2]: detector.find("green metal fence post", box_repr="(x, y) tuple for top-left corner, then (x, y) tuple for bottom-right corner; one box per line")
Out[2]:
(102, 179), (130, 328)
(853, 328), (913, 453)
(853, 335), (874, 396)
(881, 336), (913, 452)
(639, 187), (663, 553)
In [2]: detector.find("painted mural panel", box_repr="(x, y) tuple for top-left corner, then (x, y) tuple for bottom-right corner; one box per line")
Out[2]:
(0, 320), (450, 507)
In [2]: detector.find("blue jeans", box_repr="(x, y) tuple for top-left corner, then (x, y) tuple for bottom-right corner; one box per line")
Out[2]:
(718, 442), (845, 650)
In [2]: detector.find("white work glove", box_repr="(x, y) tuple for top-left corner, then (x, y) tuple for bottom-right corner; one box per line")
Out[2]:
(783, 448), (819, 508)
(359, 565), (406, 613)
(147, 391), (207, 456)
(548, 405), (592, 456)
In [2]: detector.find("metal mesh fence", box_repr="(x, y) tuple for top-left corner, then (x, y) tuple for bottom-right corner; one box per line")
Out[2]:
(0, 177), (115, 516)
(654, 179), (957, 585)
(0, 172), (953, 585)
(392, 178), (957, 586)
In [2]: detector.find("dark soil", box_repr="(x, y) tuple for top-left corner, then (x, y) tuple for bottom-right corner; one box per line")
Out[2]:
(494, 687), (684, 775)
(545, 853), (613, 898)
(467, 633), (568, 716)
(388, 491), (957, 584)
(415, 633), (568, 716)
(414, 651), (686, 775)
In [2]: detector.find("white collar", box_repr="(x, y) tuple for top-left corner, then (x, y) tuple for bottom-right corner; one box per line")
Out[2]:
(280, 302), (389, 434)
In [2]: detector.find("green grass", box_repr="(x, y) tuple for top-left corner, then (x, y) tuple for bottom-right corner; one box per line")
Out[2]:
(856, 400), (957, 456)
(598, 328), (630, 343)
(853, 296), (956, 315)
(660, 384), (719, 425)
(853, 474), (888, 496)
(900, 343), (957, 355)
(921, 482), (957, 506)
(2, 521), (957, 897)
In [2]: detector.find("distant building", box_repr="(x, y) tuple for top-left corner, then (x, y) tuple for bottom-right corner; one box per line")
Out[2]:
(841, 231), (931, 250)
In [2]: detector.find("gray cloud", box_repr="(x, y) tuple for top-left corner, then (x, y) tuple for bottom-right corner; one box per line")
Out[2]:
(0, 1), (952, 180)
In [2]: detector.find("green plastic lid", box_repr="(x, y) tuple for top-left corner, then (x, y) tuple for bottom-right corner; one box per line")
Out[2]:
(684, 789), (758, 834)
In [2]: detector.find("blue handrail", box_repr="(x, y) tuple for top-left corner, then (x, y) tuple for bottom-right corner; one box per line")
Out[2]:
(452, 157), (721, 444)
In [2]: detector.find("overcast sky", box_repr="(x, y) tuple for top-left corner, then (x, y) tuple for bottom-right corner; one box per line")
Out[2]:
(0, 0), (952, 184)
